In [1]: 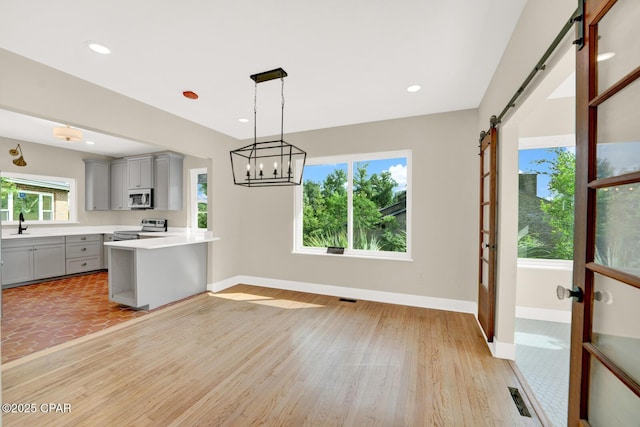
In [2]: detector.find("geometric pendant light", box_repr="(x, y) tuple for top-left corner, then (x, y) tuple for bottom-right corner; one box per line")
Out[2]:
(230, 67), (306, 187)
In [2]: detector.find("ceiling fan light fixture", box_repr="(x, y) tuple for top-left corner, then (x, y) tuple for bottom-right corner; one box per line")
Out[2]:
(53, 125), (83, 142)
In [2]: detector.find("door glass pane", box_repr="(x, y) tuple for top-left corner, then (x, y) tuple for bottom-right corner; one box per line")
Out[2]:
(353, 158), (407, 252)
(483, 146), (491, 172)
(597, 0), (640, 93)
(592, 273), (640, 384)
(595, 183), (640, 274)
(482, 233), (489, 261)
(596, 77), (640, 179)
(483, 175), (490, 202)
(482, 204), (489, 230)
(588, 357), (640, 427)
(481, 260), (488, 289)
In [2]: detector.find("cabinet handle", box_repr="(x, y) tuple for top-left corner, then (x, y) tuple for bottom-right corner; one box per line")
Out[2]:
(81, 237), (87, 240)
(81, 247), (87, 251)
(81, 262), (87, 266)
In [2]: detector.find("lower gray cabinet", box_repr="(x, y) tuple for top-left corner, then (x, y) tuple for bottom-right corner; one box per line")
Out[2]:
(1, 237), (66, 286)
(65, 234), (103, 274)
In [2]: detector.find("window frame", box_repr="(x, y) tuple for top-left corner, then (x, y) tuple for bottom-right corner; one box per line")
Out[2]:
(0, 171), (77, 224)
(294, 149), (412, 261)
(189, 168), (208, 229)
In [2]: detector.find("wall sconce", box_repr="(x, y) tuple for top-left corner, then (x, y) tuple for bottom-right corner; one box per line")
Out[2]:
(9, 144), (27, 167)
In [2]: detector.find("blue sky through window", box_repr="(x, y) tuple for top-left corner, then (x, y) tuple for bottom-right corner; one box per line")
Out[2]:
(304, 157), (407, 192)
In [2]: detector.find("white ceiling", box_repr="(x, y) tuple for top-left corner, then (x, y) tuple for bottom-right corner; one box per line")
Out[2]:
(0, 0), (527, 156)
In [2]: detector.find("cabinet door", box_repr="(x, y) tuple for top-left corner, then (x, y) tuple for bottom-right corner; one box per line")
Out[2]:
(1, 247), (33, 285)
(110, 162), (129, 210)
(85, 160), (110, 210)
(128, 157), (153, 189)
(154, 154), (183, 210)
(33, 244), (66, 280)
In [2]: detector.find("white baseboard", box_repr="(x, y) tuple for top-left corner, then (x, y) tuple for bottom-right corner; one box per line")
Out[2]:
(210, 275), (477, 314)
(489, 341), (517, 360)
(516, 306), (571, 323)
(474, 315), (516, 360)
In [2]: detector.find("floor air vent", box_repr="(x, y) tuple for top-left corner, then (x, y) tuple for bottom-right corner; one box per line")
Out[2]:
(508, 387), (532, 417)
(339, 298), (357, 303)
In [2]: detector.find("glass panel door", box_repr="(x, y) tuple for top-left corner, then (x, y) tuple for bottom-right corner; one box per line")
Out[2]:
(571, 0), (640, 424)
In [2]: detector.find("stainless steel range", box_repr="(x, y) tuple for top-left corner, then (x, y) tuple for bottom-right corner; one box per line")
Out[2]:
(113, 218), (168, 241)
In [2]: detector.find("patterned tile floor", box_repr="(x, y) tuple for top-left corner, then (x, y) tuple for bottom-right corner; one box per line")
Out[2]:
(515, 318), (571, 427)
(1, 272), (149, 364)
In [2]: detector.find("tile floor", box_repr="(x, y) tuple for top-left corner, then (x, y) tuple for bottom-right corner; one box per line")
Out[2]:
(515, 317), (571, 427)
(1, 272), (148, 364)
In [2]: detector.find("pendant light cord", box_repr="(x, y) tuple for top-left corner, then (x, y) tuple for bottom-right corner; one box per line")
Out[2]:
(281, 77), (285, 142)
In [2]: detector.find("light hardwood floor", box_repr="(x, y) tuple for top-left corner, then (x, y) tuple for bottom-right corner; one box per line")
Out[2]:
(2, 285), (541, 426)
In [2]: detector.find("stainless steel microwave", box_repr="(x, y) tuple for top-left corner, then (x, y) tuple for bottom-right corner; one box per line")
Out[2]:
(128, 188), (153, 209)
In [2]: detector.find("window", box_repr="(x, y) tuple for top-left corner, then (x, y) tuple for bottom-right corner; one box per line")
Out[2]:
(190, 168), (208, 229)
(0, 172), (76, 223)
(295, 150), (411, 259)
(518, 145), (575, 260)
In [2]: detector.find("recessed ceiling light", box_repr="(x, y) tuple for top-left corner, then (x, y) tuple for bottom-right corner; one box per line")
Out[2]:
(407, 85), (421, 93)
(238, 118), (249, 123)
(86, 41), (111, 55)
(85, 141), (95, 145)
(183, 91), (199, 100)
(597, 52), (615, 62)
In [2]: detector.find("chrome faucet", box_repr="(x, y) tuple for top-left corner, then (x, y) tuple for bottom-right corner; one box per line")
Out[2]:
(18, 212), (28, 235)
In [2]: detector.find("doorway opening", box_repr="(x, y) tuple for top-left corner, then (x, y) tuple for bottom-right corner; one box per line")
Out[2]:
(502, 40), (576, 426)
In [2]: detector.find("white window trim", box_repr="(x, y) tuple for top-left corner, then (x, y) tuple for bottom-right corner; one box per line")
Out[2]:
(293, 149), (412, 261)
(1, 171), (77, 224)
(190, 168), (208, 229)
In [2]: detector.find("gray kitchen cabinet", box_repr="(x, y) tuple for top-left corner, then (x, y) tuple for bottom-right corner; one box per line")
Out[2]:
(83, 159), (110, 211)
(154, 152), (184, 210)
(1, 237), (66, 286)
(2, 246), (33, 285)
(65, 234), (103, 275)
(110, 160), (129, 210)
(127, 155), (154, 189)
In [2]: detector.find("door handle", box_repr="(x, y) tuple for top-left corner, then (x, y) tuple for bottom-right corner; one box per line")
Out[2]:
(556, 285), (584, 302)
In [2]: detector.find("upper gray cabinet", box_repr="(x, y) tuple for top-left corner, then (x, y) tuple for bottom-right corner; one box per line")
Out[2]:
(127, 155), (154, 189)
(83, 159), (110, 211)
(154, 153), (184, 211)
(110, 160), (129, 210)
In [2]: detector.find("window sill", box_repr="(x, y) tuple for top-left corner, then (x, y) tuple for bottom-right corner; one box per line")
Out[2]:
(517, 258), (573, 270)
(293, 248), (413, 262)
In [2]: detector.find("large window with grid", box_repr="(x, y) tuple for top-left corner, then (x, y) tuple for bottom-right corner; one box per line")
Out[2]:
(294, 150), (411, 260)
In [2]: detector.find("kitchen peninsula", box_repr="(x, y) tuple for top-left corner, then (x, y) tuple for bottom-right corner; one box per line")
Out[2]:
(105, 233), (218, 310)
(1, 226), (218, 310)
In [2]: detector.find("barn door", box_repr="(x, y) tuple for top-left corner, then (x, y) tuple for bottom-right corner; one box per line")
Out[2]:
(478, 123), (498, 341)
(569, 0), (640, 424)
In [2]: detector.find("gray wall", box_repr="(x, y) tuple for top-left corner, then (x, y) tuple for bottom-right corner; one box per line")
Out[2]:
(233, 110), (480, 302)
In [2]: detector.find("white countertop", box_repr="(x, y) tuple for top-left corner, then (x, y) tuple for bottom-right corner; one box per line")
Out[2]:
(105, 233), (219, 249)
(1, 225), (219, 249)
